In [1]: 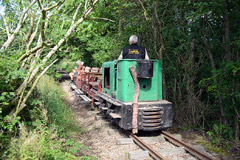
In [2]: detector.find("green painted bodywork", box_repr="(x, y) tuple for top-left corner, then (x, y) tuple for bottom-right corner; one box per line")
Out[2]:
(102, 59), (162, 102)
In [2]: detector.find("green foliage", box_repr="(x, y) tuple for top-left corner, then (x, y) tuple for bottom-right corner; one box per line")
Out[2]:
(37, 75), (81, 136)
(5, 122), (76, 160)
(0, 109), (21, 156)
(198, 140), (229, 156)
(0, 0), (239, 157)
(200, 61), (240, 134)
(0, 53), (24, 92)
(1, 75), (93, 159)
(57, 58), (76, 73)
(201, 61), (240, 101)
(207, 124), (233, 146)
(0, 92), (14, 105)
(68, 142), (82, 154)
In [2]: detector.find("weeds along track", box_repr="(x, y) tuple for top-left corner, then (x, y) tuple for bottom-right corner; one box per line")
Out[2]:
(67, 81), (216, 160)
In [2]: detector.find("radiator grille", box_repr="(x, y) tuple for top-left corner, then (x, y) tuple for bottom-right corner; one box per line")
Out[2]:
(141, 106), (163, 130)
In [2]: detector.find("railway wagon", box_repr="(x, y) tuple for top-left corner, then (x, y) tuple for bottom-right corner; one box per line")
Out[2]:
(98, 59), (173, 131)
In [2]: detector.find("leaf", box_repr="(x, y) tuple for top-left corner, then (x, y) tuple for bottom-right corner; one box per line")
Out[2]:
(65, 139), (74, 146)
(74, 142), (82, 149)
(2, 92), (8, 96)
(55, 72), (62, 78)
(69, 147), (77, 154)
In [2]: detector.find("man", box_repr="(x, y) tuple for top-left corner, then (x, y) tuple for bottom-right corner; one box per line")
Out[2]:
(69, 61), (84, 84)
(115, 35), (149, 65)
(69, 69), (77, 84)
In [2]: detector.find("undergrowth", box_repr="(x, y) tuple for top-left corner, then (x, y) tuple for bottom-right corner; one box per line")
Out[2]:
(37, 75), (82, 136)
(2, 75), (94, 159)
(57, 58), (76, 73)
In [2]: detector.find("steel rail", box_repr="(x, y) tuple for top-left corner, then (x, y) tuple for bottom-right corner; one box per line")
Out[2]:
(129, 133), (168, 160)
(162, 131), (213, 160)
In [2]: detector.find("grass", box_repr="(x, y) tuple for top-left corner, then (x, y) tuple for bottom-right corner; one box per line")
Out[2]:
(196, 136), (229, 156)
(3, 75), (91, 160)
(37, 75), (82, 136)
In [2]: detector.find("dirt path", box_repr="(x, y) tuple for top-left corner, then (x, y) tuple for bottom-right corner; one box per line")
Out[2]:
(60, 81), (142, 160)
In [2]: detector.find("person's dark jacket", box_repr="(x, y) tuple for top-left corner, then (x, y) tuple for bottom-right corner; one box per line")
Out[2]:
(122, 44), (146, 59)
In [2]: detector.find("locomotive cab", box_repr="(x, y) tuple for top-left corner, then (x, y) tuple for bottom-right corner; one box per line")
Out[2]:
(98, 59), (173, 131)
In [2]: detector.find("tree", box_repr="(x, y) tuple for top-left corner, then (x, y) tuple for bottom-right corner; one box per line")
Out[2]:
(0, 0), (100, 119)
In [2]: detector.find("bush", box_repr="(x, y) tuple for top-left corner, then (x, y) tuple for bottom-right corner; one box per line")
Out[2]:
(37, 75), (80, 135)
(3, 75), (84, 159)
(58, 59), (76, 73)
(2, 75), (94, 159)
(5, 122), (76, 160)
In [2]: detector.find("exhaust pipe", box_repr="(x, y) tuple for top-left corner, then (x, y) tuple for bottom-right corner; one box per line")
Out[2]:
(129, 65), (140, 134)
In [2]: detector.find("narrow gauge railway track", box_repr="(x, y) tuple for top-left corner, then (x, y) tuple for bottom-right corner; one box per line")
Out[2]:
(128, 132), (167, 160)
(71, 83), (214, 160)
(70, 82), (214, 160)
(127, 131), (213, 160)
(161, 131), (213, 160)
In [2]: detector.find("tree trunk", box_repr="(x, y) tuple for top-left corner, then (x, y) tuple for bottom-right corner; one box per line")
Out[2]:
(154, 1), (167, 99)
(1, 0), (36, 50)
(12, 0), (99, 118)
(203, 35), (229, 127)
(223, 0), (231, 62)
(191, 38), (196, 64)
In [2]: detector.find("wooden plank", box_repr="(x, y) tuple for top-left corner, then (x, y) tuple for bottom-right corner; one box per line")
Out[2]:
(76, 89), (83, 95)
(80, 95), (91, 102)
(109, 113), (121, 119)
(101, 107), (108, 110)
(94, 102), (100, 105)
(98, 92), (122, 106)
(89, 82), (99, 86)
(71, 84), (77, 90)
(85, 67), (91, 73)
(91, 67), (99, 73)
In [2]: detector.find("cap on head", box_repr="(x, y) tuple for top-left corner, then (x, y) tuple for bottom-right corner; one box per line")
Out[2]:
(129, 35), (138, 45)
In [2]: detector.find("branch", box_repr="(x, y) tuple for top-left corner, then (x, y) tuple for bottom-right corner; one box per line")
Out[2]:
(29, 0), (99, 83)
(44, 1), (62, 11)
(16, 0), (99, 97)
(82, 0), (99, 18)
(38, 1), (64, 42)
(1, 0), (37, 50)
(18, 17), (41, 62)
(37, 0), (43, 10)
(47, 0), (66, 18)
(154, 1), (164, 59)
(1, 14), (10, 37)
(25, 9), (35, 42)
(138, 0), (151, 21)
(30, 43), (44, 53)
(40, 10), (46, 42)
(14, 0), (36, 35)
(26, 16), (41, 50)
(87, 17), (115, 23)
(72, 3), (82, 25)
(10, 59), (58, 120)
(85, 0), (89, 10)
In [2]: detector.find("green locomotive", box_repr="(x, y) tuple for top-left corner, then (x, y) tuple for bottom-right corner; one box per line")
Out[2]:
(98, 59), (173, 131)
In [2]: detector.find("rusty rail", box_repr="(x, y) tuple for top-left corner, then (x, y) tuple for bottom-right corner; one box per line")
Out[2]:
(162, 131), (213, 160)
(129, 133), (168, 160)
